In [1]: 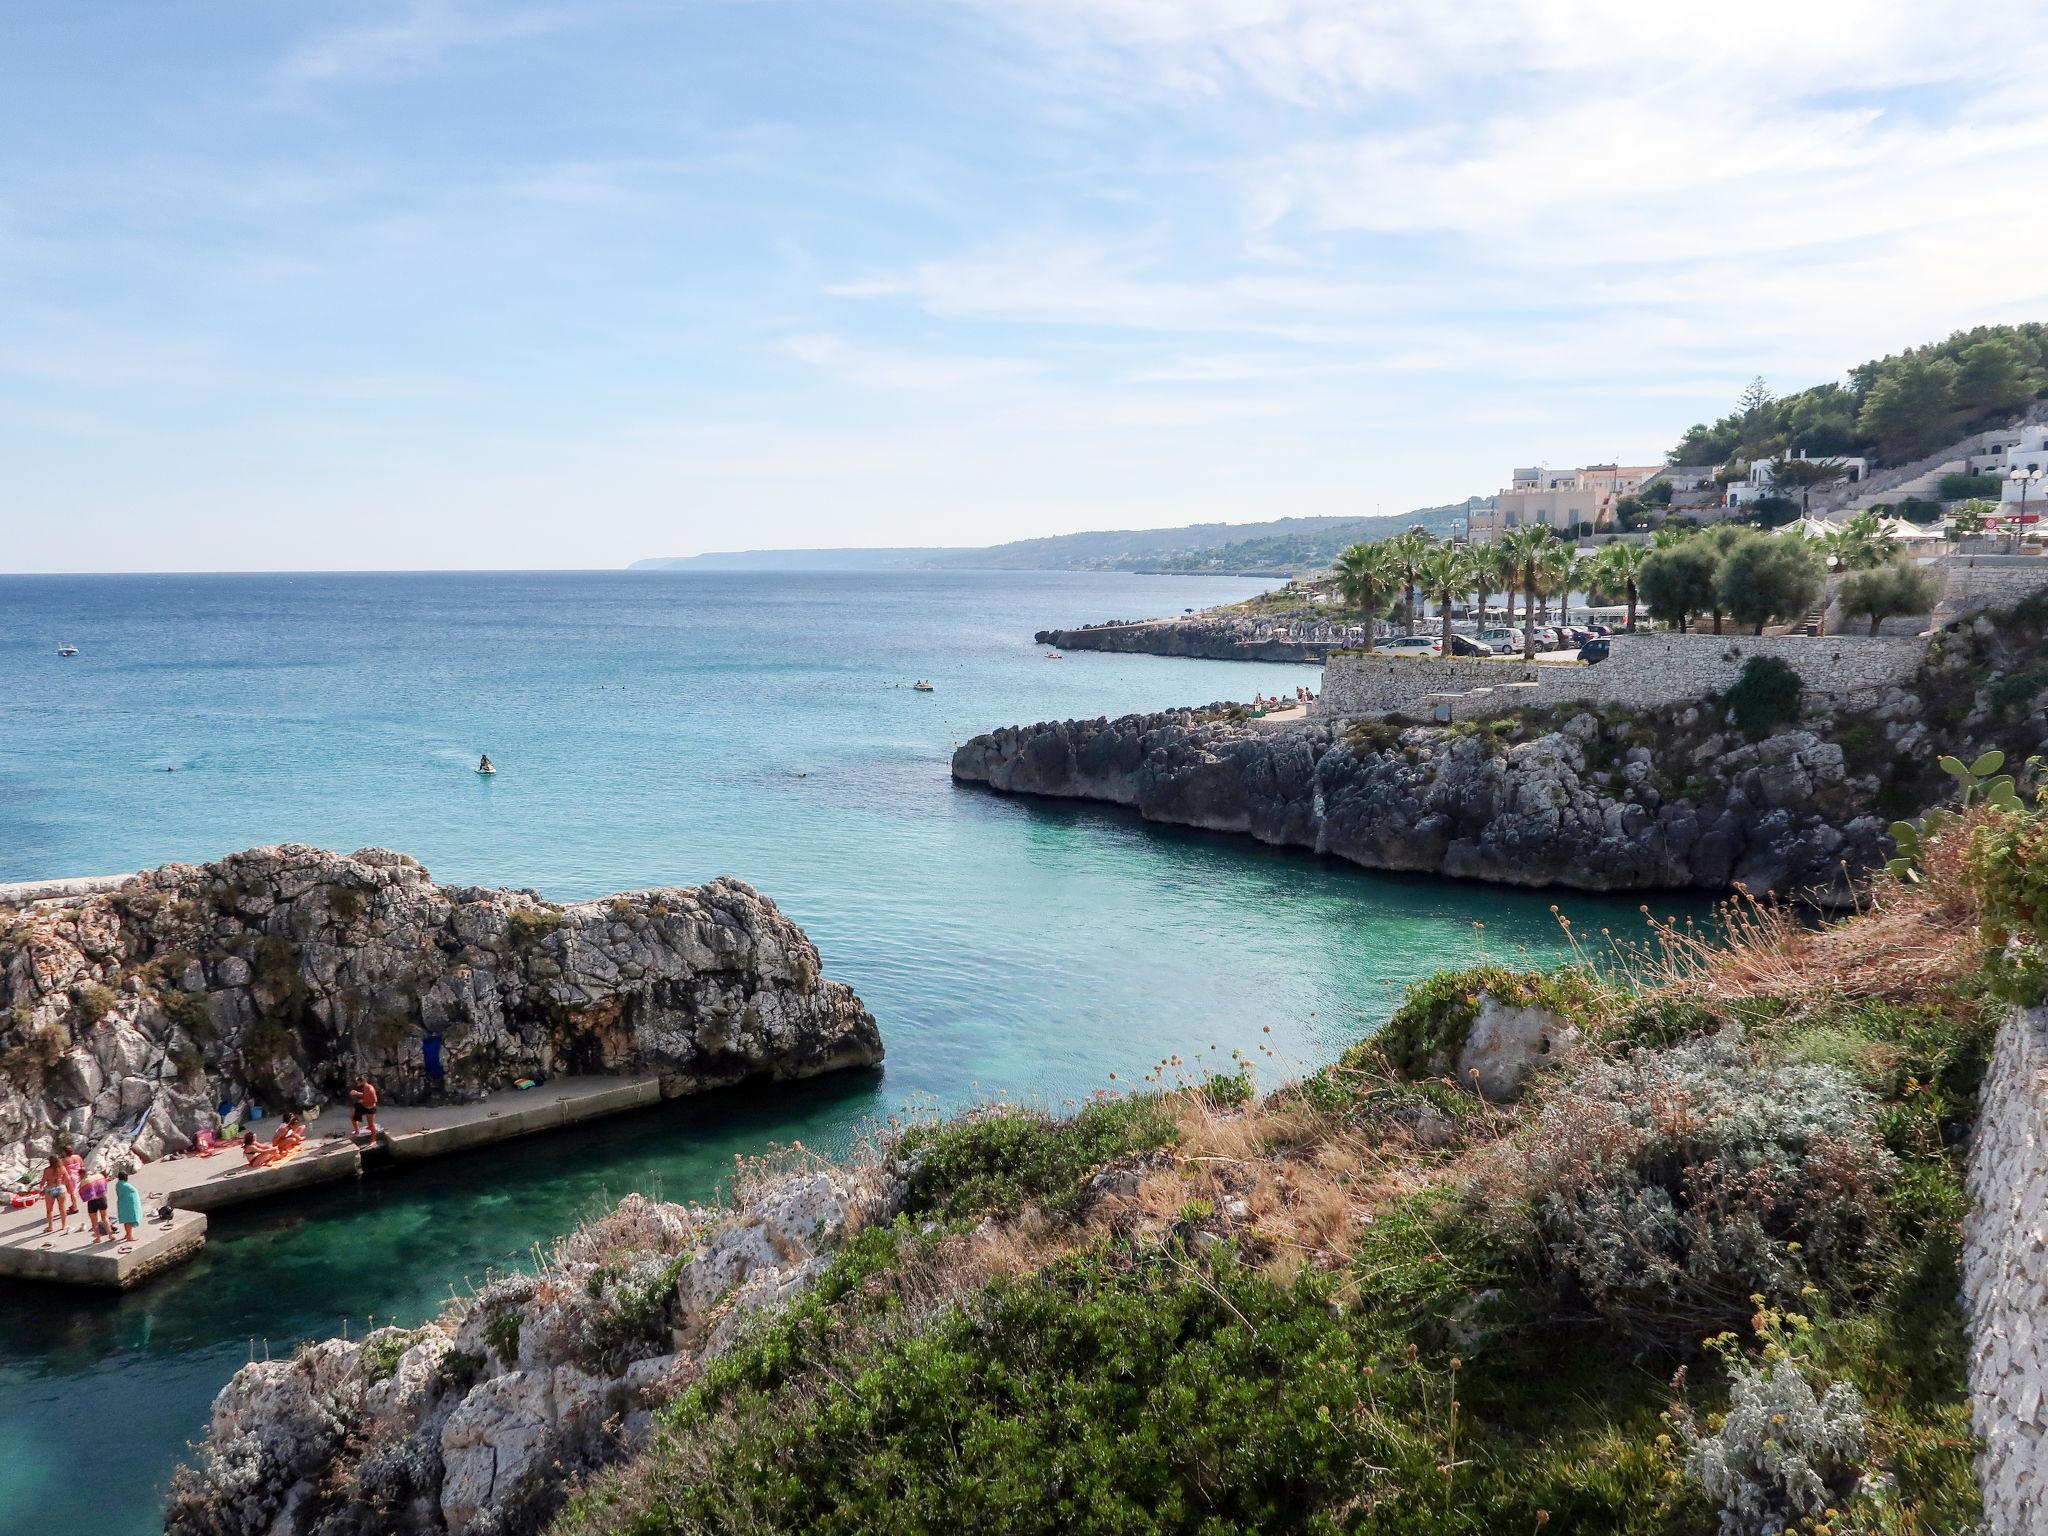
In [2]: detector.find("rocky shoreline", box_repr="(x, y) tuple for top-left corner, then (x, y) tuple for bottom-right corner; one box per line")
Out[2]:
(0, 845), (881, 1190)
(953, 616), (2048, 899)
(1035, 618), (1335, 662)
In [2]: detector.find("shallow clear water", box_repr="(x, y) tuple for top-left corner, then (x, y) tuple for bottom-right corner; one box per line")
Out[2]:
(0, 570), (1698, 1535)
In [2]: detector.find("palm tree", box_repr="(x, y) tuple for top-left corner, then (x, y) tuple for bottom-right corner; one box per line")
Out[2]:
(1388, 528), (1434, 635)
(1332, 542), (1403, 654)
(1585, 541), (1649, 631)
(1537, 540), (1577, 630)
(1415, 545), (1471, 655)
(1490, 544), (1523, 638)
(1819, 509), (1896, 572)
(1502, 527), (1553, 660)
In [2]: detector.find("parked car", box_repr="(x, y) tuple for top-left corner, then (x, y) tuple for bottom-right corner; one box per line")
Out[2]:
(1477, 628), (1519, 649)
(1578, 638), (1611, 665)
(1381, 635), (1441, 655)
(1446, 634), (1494, 657)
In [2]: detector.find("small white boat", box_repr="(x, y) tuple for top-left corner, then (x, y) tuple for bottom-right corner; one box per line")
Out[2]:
(1044, 651), (1062, 660)
(912, 680), (934, 693)
(57, 643), (78, 657)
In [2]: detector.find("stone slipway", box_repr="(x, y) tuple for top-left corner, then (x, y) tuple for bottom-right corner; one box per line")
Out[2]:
(0, 1074), (664, 1290)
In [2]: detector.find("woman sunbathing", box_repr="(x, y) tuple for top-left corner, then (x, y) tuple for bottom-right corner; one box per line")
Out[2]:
(240, 1118), (303, 1168)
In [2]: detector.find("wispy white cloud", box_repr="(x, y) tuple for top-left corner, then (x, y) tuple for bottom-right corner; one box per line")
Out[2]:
(281, 0), (583, 84)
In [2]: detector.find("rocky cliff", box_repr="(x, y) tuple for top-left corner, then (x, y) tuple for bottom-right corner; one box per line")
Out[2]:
(166, 1161), (900, 1536)
(0, 845), (881, 1188)
(955, 618), (2048, 898)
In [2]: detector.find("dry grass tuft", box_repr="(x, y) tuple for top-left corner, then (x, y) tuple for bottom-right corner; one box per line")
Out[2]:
(1587, 816), (1986, 1019)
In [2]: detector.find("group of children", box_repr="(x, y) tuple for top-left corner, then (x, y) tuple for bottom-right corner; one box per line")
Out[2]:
(33, 1078), (383, 1243)
(38, 1147), (143, 1242)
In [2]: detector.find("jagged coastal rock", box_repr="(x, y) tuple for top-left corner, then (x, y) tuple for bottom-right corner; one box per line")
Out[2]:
(954, 617), (2048, 900)
(167, 1163), (901, 1536)
(0, 845), (881, 1187)
(954, 705), (1893, 895)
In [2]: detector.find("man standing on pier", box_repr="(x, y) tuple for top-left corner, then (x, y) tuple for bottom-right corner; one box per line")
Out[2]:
(349, 1077), (380, 1139)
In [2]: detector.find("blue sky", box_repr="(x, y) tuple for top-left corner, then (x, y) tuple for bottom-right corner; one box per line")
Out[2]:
(6, 1), (2048, 572)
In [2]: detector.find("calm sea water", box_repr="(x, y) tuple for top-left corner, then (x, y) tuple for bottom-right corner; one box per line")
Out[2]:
(0, 570), (1692, 1535)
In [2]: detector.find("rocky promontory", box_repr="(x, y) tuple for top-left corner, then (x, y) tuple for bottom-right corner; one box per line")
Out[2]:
(0, 845), (881, 1188)
(955, 617), (2048, 899)
(1036, 617), (1339, 662)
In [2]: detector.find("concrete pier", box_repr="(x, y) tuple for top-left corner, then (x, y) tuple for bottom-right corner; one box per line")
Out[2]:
(0, 1074), (667, 1290)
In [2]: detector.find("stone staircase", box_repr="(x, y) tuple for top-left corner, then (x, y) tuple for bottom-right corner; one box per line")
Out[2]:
(1811, 403), (2048, 518)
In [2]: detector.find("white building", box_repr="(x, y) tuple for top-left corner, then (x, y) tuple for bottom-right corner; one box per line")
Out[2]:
(1723, 450), (1869, 507)
(1997, 425), (2048, 509)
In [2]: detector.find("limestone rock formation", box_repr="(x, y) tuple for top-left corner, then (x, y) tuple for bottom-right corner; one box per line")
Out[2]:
(166, 1166), (902, 1536)
(953, 635), (2048, 901)
(0, 845), (881, 1187)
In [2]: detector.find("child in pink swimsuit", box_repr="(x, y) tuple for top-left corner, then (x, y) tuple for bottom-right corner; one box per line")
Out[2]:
(60, 1149), (83, 1216)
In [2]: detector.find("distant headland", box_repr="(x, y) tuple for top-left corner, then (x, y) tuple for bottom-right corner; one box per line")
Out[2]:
(629, 500), (1492, 577)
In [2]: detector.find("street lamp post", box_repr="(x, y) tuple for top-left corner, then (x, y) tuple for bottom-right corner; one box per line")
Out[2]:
(2011, 468), (2044, 551)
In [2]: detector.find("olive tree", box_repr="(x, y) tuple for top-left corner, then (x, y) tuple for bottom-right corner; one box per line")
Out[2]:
(1638, 538), (1721, 632)
(1717, 536), (1824, 635)
(1837, 559), (1941, 636)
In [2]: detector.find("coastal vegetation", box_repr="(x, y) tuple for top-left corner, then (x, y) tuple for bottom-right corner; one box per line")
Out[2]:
(533, 764), (2006, 1536)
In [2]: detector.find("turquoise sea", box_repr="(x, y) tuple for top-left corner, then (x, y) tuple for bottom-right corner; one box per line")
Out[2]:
(0, 570), (1692, 1536)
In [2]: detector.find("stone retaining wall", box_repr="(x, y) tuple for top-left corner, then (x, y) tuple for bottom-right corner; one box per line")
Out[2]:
(1964, 1004), (2048, 1534)
(1313, 633), (1927, 721)
(1939, 554), (2048, 624)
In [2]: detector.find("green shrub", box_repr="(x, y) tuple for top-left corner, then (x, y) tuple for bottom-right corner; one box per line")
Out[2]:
(72, 983), (118, 1026)
(360, 1328), (427, 1385)
(1523, 1034), (1895, 1341)
(252, 938), (308, 1017)
(483, 1309), (522, 1367)
(435, 1348), (484, 1390)
(1987, 670), (2048, 721)
(897, 1096), (1179, 1222)
(1368, 965), (1610, 1083)
(579, 1254), (690, 1372)
(1937, 471), (2001, 501)
(329, 884), (366, 923)
(160, 988), (217, 1042)
(1968, 808), (2048, 1002)
(1722, 656), (1803, 740)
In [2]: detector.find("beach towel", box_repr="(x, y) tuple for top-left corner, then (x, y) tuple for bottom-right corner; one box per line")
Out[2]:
(422, 1034), (444, 1080)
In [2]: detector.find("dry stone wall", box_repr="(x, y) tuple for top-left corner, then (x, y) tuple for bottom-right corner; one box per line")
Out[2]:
(1940, 555), (2048, 624)
(1313, 633), (1926, 722)
(1964, 1004), (2048, 1534)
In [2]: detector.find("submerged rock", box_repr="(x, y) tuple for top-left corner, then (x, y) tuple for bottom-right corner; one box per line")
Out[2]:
(0, 844), (882, 1187)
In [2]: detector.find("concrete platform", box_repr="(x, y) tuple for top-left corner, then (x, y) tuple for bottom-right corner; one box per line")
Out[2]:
(141, 1134), (365, 1215)
(339, 1074), (661, 1161)
(0, 1074), (666, 1290)
(0, 1197), (207, 1289)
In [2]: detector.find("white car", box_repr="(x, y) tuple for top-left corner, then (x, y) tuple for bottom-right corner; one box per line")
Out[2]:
(1380, 635), (1441, 655)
